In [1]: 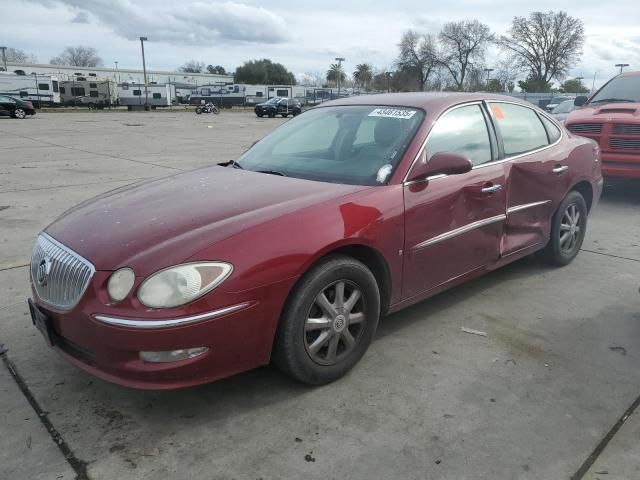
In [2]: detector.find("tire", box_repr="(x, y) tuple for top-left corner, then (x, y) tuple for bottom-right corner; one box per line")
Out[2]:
(293, 109), (301, 116)
(268, 110), (276, 118)
(539, 190), (588, 266)
(257, 113), (264, 117)
(213, 108), (220, 115)
(13, 108), (26, 119)
(196, 107), (202, 114)
(273, 255), (380, 385)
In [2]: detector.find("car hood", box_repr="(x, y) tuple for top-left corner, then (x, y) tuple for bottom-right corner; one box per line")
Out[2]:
(565, 102), (640, 124)
(45, 166), (366, 273)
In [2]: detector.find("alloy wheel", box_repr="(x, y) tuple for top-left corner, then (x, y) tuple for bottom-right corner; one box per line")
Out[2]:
(304, 280), (366, 366)
(559, 203), (581, 254)
(14, 108), (26, 119)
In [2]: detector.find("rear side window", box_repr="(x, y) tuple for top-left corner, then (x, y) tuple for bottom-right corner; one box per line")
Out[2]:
(426, 104), (493, 167)
(539, 115), (561, 143)
(490, 103), (549, 156)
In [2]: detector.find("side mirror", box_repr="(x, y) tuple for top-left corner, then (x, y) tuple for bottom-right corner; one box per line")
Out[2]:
(574, 96), (588, 107)
(407, 151), (473, 181)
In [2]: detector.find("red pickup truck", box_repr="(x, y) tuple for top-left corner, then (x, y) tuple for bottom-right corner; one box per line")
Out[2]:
(565, 71), (640, 179)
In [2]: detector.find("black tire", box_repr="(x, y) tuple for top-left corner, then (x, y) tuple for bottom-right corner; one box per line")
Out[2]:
(268, 110), (276, 118)
(293, 109), (301, 116)
(196, 107), (203, 114)
(256, 112), (263, 117)
(539, 190), (588, 266)
(281, 113), (289, 118)
(273, 255), (380, 385)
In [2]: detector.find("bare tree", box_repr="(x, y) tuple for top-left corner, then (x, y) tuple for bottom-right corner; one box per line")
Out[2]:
(50, 46), (103, 67)
(498, 11), (584, 87)
(493, 57), (522, 92)
(180, 60), (205, 73)
(439, 20), (493, 91)
(4, 47), (37, 64)
(397, 30), (439, 91)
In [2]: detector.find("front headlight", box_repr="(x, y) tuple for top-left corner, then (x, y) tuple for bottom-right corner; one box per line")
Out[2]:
(107, 267), (135, 302)
(137, 262), (233, 309)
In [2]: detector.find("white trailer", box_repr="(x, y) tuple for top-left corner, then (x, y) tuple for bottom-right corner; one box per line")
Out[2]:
(243, 85), (307, 105)
(117, 83), (175, 108)
(59, 79), (118, 108)
(0, 72), (61, 106)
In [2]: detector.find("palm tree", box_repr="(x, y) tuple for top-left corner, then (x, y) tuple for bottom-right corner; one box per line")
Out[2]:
(353, 64), (373, 91)
(326, 63), (346, 87)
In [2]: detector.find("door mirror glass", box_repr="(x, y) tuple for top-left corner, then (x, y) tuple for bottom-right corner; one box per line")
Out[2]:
(408, 151), (472, 181)
(574, 96), (588, 107)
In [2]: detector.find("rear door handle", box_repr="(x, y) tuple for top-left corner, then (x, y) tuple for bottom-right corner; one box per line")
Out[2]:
(553, 165), (569, 175)
(481, 184), (502, 194)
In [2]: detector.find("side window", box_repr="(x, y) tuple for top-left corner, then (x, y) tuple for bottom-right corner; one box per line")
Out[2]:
(153, 93), (161, 99)
(89, 91), (99, 98)
(277, 89), (289, 97)
(539, 115), (561, 143)
(426, 104), (493, 166)
(133, 90), (141, 96)
(19, 91), (28, 97)
(89, 83), (97, 88)
(490, 102), (549, 156)
(38, 83), (50, 91)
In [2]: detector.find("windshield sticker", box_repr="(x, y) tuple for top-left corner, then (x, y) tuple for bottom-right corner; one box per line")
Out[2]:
(369, 108), (416, 119)
(376, 164), (393, 183)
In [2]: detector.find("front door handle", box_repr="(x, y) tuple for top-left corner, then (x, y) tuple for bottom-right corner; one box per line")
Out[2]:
(481, 184), (503, 194)
(553, 165), (569, 175)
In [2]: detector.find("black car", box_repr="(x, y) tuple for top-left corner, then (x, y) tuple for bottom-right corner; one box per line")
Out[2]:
(254, 97), (302, 118)
(0, 95), (36, 119)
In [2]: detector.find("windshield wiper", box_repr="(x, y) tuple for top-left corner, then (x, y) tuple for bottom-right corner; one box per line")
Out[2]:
(218, 160), (244, 169)
(590, 98), (637, 104)
(256, 169), (287, 177)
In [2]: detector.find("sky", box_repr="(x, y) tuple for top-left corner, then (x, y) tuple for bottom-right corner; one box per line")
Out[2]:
(2, 0), (640, 88)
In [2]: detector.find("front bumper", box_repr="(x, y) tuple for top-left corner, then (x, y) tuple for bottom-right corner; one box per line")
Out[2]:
(30, 278), (294, 389)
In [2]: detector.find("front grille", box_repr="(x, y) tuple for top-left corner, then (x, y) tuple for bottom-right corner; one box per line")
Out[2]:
(612, 124), (640, 135)
(610, 138), (640, 151)
(31, 234), (95, 311)
(567, 123), (603, 134)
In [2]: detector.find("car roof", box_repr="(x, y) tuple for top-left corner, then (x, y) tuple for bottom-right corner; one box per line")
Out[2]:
(618, 70), (640, 78)
(317, 92), (538, 112)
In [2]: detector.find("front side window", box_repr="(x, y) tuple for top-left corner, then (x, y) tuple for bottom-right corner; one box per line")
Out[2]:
(237, 105), (425, 186)
(426, 104), (492, 167)
(489, 102), (549, 157)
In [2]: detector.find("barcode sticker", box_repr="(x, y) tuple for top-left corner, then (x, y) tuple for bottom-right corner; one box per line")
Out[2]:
(368, 108), (416, 119)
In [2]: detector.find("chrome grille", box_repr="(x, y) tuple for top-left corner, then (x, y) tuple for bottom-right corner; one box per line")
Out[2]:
(31, 234), (95, 311)
(612, 124), (640, 135)
(610, 138), (640, 151)
(567, 123), (603, 134)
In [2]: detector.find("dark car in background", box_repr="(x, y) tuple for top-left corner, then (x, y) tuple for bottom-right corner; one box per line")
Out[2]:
(551, 99), (576, 122)
(255, 97), (302, 118)
(0, 95), (36, 119)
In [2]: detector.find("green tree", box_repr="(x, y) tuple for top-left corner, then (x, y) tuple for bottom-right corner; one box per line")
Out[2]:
(206, 65), (227, 75)
(518, 75), (553, 93)
(326, 63), (346, 86)
(234, 59), (296, 85)
(559, 78), (589, 93)
(353, 63), (373, 90)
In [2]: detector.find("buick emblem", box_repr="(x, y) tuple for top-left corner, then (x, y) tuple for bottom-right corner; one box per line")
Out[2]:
(36, 256), (52, 286)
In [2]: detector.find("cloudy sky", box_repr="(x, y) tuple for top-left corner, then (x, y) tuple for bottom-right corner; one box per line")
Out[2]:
(3, 0), (640, 87)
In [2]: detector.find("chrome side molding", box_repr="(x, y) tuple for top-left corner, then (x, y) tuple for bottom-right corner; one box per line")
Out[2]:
(412, 214), (506, 251)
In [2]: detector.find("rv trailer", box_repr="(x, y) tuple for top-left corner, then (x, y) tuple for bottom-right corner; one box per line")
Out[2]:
(118, 83), (175, 109)
(188, 84), (245, 107)
(59, 79), (118, 108)
(0, 72), (61, 106)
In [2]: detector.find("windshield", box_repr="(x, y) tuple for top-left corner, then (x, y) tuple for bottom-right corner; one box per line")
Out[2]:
(266, 97), (281, 104)
(552, 100), (574, 114)
(589, 76), (640, 104)
(237, 105), (425, 186)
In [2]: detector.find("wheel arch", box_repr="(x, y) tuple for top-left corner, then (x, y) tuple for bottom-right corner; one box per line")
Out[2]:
(571, 180), (594, 212)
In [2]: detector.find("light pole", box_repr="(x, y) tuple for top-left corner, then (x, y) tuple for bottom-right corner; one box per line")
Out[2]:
(615, 63), (629, 74)
(591, 70), (599, 93)
(484, 68), (494, 91)
(0, 46), (7, 72)
(114, 61), (120, 83)
(139, 36), (149, 109)
(335, 57), (345, 98)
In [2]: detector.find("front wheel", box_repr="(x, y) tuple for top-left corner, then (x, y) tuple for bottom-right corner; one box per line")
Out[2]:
(195, 107), (203, 114)
(539, 190), (588, 266)
(13, 108), (26, 119)
(273, 255), (380, 385)
(213, 107), (220, 115)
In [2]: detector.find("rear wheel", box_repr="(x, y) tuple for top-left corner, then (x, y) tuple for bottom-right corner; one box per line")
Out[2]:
(195, 107), (203, 114)
(539, 190), (588, 266)
(13, 108), (26, 119)
(273, 255), (380, 385)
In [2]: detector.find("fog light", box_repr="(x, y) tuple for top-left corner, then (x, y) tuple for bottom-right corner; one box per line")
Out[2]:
(139, 347), (209, 363)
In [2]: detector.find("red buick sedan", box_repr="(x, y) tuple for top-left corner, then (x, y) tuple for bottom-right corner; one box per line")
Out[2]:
(29, 93), (603, 389)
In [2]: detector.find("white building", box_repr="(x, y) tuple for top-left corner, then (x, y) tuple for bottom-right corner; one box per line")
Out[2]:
(3, 62), (233, 88)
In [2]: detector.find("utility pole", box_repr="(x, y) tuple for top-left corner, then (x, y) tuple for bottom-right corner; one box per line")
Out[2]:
(0, 46), (7, 72)
(615, 63), (629, 74)
(139, 37), (149, 109)
(335, 57), (345, 98)
(591, 70), (599, 93)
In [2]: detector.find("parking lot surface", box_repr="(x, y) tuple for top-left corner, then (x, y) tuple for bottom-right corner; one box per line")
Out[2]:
(1, 111), (639, 480)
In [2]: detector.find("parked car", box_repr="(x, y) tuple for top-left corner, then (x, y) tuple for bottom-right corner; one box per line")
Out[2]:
(551, 99), (576, 122)
(0, 95), (36, 119)
(565, 71), (640, 179)
(255, 97), (302, 118)
(29, 93), (602, 389)
(543, 95), (575, 112)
